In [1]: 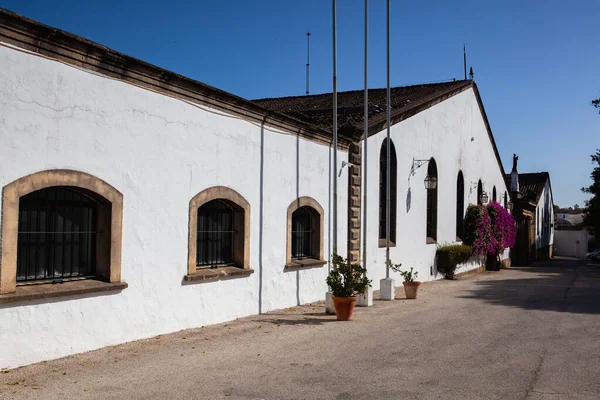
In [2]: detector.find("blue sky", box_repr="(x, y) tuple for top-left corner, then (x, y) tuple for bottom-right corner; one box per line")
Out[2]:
(2, 0), (599, 207)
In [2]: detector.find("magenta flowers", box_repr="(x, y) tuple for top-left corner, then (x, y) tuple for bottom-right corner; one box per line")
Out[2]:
(464, 203), (516, 257)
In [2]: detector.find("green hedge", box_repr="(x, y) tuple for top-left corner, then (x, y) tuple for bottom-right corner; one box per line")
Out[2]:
(436, 244), (473, 279)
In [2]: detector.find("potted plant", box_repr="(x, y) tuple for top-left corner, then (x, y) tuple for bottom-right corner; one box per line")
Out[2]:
(326, 253), (372, 321)
(389, 262), (421, 299)
(436, 244), (473, 279)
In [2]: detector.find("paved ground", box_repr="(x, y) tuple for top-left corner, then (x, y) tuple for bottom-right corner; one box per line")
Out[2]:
(2, 258), (600, 400)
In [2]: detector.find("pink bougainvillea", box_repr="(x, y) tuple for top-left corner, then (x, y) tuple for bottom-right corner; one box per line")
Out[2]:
(486, 202), (516, 257)
(464, 203), (516, 257)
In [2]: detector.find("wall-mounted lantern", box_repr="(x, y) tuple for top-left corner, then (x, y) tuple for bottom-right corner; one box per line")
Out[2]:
(424, 174), (437, 190)
(479, 191), (489, 205)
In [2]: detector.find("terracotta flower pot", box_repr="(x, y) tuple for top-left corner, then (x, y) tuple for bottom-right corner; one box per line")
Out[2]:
(402, 282), (421, 299)
(332, 295), (358, 321)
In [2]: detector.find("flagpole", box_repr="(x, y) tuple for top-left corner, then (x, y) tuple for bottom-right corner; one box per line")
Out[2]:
(332, 0), (338, 254)
(362, 0), (369, 272)
(385, 0), (391, 279)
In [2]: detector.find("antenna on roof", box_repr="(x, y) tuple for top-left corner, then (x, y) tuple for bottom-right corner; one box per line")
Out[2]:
(463, 43), (467, 80)
(306, 32), (311, 95)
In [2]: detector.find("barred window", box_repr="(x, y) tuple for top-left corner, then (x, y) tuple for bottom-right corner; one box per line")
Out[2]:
(196, 200), (236, 268)
(291, 206), (316, 259)
(477, 180), (483, 206)
(17, 187), (99, 282)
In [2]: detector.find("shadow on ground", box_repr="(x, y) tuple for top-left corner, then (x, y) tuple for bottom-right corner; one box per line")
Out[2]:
(459, 258), (600, 315)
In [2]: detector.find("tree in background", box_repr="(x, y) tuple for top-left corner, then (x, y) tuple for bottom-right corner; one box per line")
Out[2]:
(581, 150), (600, 236)
(593, 98), (600, 113)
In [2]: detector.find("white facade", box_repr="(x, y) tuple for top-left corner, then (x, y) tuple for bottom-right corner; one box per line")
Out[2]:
(554, 230), (589, 258)
(362, 89), (510, 284)
(0, 24), (511, 369)
(535, 181), (554, 250)
(0, 42), (348, 368)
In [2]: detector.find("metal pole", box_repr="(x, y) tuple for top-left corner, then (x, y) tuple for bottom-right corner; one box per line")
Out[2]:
(385, 0), (391, 278)
(362, 0), (368, 271)
(306, 32), (311, 95)
(332, 0), (338, 253)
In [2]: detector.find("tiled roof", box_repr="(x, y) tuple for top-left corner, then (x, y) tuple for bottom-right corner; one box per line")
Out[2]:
(252, 80), (471, 134)
(506, 172), (549, 203)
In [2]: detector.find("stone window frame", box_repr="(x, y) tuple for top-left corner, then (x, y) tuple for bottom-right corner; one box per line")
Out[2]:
(285, 197), (326, 270)
(185, 186), (253, 282)
(0, 169), (126, 304)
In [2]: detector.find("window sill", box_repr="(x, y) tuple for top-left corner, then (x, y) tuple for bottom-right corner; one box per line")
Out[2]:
(285, 259), (327, 271)
(378, 239), (396, 248)
(184, 266), (254, 282)
(426, 237), (438, 245)
(0, 280), (128, 305)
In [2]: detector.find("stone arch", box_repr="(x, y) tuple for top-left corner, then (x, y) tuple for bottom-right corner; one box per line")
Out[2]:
(286, 196), (325, 265)
(188, 186), (250, 275)
(1, 169), (123, 294)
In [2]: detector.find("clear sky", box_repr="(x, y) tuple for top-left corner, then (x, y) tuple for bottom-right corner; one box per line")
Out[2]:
(2, 0), (599, 207)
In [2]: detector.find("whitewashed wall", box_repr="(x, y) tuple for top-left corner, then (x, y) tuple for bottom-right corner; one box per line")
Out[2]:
(554, 230), (589, 258)
(535, 181), (554, 249)
(362, 89), (510, 285)
(0, 43), (348, 368)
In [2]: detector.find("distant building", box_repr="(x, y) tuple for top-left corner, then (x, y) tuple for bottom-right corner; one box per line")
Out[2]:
(553, 208), (592, 258)
(507, 165), (554, 264)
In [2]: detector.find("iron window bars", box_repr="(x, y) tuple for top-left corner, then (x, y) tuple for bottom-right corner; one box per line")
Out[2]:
(197, 200), (235, 268)
(17, 186), (98, 283)
(291, 207), (314, 259)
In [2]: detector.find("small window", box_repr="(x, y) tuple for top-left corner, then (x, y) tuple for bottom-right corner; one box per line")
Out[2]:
(492, 186), (497, 203)
(291, 207), (316, 259)
(379, 138), (397, 245)
(286, 197), (324, 266)
(477, 180), (483, 205)
(187, 186), (251, 279)
(504, 191), (508, 209)
(196, 200), (235, 268)
(426, 158), (438, 241)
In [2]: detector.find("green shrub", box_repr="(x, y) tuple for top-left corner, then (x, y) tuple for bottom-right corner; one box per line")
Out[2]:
(436, 244), (473, 279)
(326, 253), (372, 297)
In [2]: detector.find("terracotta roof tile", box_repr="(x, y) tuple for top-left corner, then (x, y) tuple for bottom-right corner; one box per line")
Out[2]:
(252, 81), (470, 132)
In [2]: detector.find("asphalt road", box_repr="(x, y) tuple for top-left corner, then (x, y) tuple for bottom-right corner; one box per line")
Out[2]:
(2, 258), (600, 400)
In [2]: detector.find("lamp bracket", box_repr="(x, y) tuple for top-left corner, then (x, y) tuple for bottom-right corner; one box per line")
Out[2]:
(410, 158), (430, 176)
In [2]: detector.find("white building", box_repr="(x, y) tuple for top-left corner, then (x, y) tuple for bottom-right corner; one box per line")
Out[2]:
(0, 10), (509, 368)
(507, 172), (554, 263)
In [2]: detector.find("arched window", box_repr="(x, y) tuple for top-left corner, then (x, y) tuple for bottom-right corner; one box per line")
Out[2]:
(197, 200), (236, 267)
(187, 186), (250, 279)
(493, 186), (497, 203)
(379, 139), (397, 245)
(426, 158), (438, 242)
(477, 180), (483, 205)
(1, 170), (124, 295)
(456, 171), (465, 240)
(17, 187), (100, 282)
(292, 207), (314, 258)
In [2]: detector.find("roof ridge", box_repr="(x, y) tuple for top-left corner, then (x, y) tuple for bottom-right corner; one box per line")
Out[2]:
(251, 80), (470, 102)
